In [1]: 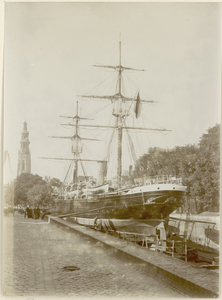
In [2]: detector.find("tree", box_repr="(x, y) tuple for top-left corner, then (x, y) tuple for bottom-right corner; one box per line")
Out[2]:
(188, 124), (220, 212)
(27, 184), (53, 208)
(14, 173), (51, 206)
(133, 145), (199, 183)
(49, 177), (62, 188)
(4, 181), (15, 207)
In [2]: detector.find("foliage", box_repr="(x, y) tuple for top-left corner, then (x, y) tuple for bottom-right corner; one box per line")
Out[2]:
(14, 173), (52, 207)
(4, 181), (15, 207)
(27, 184), (53, 207)
(134, 145), (198, 183)
(133, 124), (220, 212)
(48, 177), (62, 187)
(188, 124), (220, 211)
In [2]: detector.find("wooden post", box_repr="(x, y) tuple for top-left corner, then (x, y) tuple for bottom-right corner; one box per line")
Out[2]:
(155, 235), (158, 251)
(184, 216), (188, 262)
(184, 237), (187, 262)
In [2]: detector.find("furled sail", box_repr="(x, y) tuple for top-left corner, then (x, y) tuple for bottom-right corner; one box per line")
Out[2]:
(135, 92), (141, 118)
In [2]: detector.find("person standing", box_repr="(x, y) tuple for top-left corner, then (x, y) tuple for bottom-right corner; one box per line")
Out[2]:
(24, 207), (27, 218)
(36, 207), (40, 219)
(26, 206), (29, 218)
(34, 207), (37, 219)
(26, 206), (32, 219)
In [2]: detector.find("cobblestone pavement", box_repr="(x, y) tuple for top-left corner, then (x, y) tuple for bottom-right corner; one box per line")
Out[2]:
(3, 215), (187, 298)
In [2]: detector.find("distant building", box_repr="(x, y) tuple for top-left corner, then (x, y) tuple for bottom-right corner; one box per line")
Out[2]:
(17, 122), (31, 176)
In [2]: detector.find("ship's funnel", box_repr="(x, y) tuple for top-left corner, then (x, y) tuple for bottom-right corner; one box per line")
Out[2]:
(129, 165), (133, 176)
(97, 161), (107, 185)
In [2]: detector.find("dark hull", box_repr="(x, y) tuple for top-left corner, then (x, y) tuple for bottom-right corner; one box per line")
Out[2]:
(205, 228), (219, 245)
(56, 189), (184, 226)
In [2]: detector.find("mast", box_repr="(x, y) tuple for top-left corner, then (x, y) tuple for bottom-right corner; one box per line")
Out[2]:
(40, 101), (104, 185)
(73, 101), (79, 183)
(75, 39), (171, 190)
(117, 38), (122, 189)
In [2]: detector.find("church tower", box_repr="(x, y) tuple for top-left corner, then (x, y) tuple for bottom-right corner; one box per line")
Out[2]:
(17, 122), (31, 176)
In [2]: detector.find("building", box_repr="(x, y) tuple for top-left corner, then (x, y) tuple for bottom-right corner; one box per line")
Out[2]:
(17, 122), (31, 176)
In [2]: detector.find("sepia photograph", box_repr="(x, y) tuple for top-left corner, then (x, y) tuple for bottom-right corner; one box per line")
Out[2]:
(2, 2), (220, 298)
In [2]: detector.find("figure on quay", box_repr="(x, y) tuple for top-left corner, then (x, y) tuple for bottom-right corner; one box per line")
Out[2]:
(34, 207), (40, 219)
(26, 205), (33, 219)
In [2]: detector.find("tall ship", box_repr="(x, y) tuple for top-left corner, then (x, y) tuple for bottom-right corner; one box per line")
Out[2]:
(41, 39), (187, 236)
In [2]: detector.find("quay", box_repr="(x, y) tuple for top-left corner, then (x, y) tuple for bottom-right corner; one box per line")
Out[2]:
(3, 214), (219, 298)
(48, 215), (219, 298)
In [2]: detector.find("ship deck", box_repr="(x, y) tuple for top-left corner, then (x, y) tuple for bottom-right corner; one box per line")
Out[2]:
(44, 215), (219, 298)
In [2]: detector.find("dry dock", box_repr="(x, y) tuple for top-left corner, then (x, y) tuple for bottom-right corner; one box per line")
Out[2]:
(48, 215), (219, 298)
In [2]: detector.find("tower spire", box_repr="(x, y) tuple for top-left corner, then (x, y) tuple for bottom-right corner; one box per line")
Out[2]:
(17, 122), (31, 176)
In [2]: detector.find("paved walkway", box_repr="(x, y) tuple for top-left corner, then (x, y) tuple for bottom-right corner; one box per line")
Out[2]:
(3, 215), (186, 298)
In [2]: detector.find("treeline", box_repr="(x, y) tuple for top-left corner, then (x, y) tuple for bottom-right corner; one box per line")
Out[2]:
(133, 124), (220, 212)
(4, 174), (62, 208)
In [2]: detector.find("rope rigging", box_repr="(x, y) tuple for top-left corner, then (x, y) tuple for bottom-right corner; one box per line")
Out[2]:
(63, 161), (74, 185)
(78, 153), (88, 180)
(81, 102), (112, 119)
(83, 70), (117, 96)
(124, 121), (137, 165)
(105, 122), (117, 162)
(123, 71), (155, 103)
(48, 40), (172, 189)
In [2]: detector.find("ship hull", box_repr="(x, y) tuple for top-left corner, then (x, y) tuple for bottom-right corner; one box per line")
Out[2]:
(55, 183), (186, 233)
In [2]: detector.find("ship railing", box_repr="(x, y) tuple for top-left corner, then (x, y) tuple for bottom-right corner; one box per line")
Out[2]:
(155, 235), (192, 261)
(107, 229), (156, 247)
(144, 175), (182, 185)
(155, 235), (175, 257)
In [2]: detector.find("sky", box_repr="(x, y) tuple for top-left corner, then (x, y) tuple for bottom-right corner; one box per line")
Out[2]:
(3, 2), (221, 183)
